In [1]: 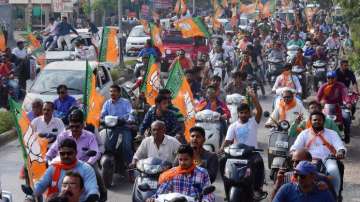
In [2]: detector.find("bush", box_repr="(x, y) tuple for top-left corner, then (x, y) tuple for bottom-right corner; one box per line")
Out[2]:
(0, 110), (14, 134)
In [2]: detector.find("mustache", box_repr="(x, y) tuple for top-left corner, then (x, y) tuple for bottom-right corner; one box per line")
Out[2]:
(61, 190), (74, 197)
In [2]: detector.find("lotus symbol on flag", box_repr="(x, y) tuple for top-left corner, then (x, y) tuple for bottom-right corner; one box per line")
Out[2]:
(179, 22), (192, 31)
(155, 35), (162, 45)
(149, 70), (161, 96)
(184, 91), (195, 120)
(24, 126), (44, 163)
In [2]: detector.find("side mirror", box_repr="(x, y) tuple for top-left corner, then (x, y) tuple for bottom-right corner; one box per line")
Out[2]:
(202, 185), (216, 195)
(263, 111), (271, 118)
(86, 150), (97, 157)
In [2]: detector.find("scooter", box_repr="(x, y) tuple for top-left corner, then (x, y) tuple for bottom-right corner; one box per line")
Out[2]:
(132, 157), (172, 202)
(323, 104), (346, 140)
(195, 110), (222, 152)
(291, 65), (308, 99)
(0, 181), (12, 202)
(223, 144), (267, 202)
(267, 57), (284, 84)
(264, 111), (295, 181)
(226, 94), (247, 124)
(154, 185), (215, 202)
(312, 60), (327, 92)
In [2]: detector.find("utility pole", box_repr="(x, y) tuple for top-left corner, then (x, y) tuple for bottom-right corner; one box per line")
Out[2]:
(118, 0), (124, 65)
(193, 0), (195, 15)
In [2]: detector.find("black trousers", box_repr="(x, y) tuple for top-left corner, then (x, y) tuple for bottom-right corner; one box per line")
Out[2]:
(219, 152), (265, 198)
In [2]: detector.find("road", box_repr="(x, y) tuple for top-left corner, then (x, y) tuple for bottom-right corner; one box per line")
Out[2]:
(1, 86), (360, 202)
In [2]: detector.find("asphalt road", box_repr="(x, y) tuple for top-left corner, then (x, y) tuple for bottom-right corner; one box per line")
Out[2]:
(1, 85), (360, 202)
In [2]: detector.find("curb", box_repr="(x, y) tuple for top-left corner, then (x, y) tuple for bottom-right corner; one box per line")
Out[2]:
(0, 128), (17, 147)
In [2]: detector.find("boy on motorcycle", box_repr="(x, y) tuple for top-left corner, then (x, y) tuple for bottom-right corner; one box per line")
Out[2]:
(219, 88), (266, 200)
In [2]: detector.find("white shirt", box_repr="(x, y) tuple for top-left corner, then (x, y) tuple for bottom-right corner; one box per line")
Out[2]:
(133, 135), (181, 163)
(267, 99), (307, 125)
(272, 74), (302, 94)
(324, 37), (341, 50)
(225, 117), (259, 148)
(31, 115), (65, 136)
(12, 47), (27, 59)
(290, 128), (346, 160)
(43, 21), (59, 36)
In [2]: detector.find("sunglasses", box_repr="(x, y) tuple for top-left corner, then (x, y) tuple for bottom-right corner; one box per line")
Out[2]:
(283, 96), (292, 99)
(294, 173), (307, 179)
(59, 151), (75, 156)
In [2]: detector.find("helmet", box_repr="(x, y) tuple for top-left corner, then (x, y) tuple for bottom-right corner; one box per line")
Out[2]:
(326, 71), (336, 78)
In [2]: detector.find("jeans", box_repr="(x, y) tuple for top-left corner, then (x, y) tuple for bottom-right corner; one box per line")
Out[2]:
(105, 126), (134, 165)
(57, 34), (72, 50)
(324, 158), (341, 196)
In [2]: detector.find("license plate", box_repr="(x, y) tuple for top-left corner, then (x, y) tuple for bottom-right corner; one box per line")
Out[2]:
(316, 68), (325, 72)
(141, 178), (158, 189)
(275, 141), (288, 149)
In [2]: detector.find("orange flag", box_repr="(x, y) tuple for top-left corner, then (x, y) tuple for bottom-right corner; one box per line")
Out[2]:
(140, 55), (162, 105)
(165, 61), (196, 142)
(83, 61), (105, 128)
(9, 98), (48, 187)
(150, 22), (165, 55)
(174, 0), (188, 15)
(99, 27), (119, 64)
(0, 27), (5, 52)
(174, 17), (211, 38)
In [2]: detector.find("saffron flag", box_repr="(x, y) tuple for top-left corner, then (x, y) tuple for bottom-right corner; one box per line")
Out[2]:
(174, 0), (187, 15)
(165, 61), (196, 142)
(239, 0), (256, 14)
(83, 60), (105, 128)
(149, 22), (165, 55)
(99, 27), (119, 64)
(9, 98), (48, 187)
(258, 0), (276, 18)
(174, 17), (211, 38)
(0, 27), (5, 52)
(140, 55), (162, 106)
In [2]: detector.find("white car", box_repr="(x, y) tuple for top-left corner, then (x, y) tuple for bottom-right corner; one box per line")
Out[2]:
(23, 61), (113, 112)
(125, 25), (150, 56)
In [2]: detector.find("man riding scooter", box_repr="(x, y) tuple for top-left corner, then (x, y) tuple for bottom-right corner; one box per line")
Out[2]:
(272, 64), (302, 97)
(290, 112), (346, 199)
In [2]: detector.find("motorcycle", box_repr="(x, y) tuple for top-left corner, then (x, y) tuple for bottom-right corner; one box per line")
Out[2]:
(326, 48), (339, 70)
(99, 115), (133, 188)
(195, 110), (222, 152)
(212, 60), (229, 88)
(0, 181), (12, 202)
(226, 94), (247, 124)
(312, 60), (327, 92)
(263, 111), (295, 181)
(267, 57), (284, 84)
(154, 185), (215, 202)
(132, 157), (172, 202)
(323, 104), (347, 141)
(291, 65), (308, 98)
(223, 143), (267, 202)
(286, 45), (300, 63)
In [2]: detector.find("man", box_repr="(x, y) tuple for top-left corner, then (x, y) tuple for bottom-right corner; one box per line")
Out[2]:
(31, 102), (65, 146)
(173, 126), (218, 183)
(272, 64), (302, 95)
(273, 161), (336, 202)
(74, 39), (97, 60)
(170, 49), (194, 70)
(41, 17), (59, 50)
(35, 138), (99, 201)
(225, 71), (249, 95)
(131, 121), (180, 167)
(146, 145), (215, 202)
(317, 71), (347, 105)
(59, 171), (84, 202)
(46, 109), (101, 165)
(139, 94), (181, 138)
(86, 19), (99, 38)
(185, 68), (202, 99)
(238, 35), (252, 51)
(324, 31), (341, 50)
(54, 85), (77, 122)
(219, 88), (265, 199)
(265, 89), (307, 127)
(287, 33), (305, 48)
(138, 39), (158, 58)
(290, 112), (346, 196)
(209, 44), (230, 70)
(56, 16), (79, 50)
(158, 89), (185, 142)
(289, 100), (341, 137)
(27, 98), (44, 121)
(12, 41), (29, 90)
(268, 41), (285, 62)
(336, 60), (359, 93)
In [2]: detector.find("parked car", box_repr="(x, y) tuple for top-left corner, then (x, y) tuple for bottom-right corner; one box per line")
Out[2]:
(125, 25), (150, 56)
(22, 61), (113, 112)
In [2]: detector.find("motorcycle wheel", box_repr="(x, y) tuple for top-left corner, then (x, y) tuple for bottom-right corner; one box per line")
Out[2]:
(101, 156), (115, 188)
(229, 187), (252, 202)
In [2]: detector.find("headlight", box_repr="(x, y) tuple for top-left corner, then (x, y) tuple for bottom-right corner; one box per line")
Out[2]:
(165, 49), (171, 54)
(280, 121), (290, 130)
(143, 164), (162, 174)
(104, 116), (118, 127)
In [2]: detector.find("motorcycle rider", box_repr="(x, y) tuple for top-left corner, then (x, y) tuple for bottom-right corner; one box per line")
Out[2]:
(146, 144), (215, 202)
(238, 35), (252, 52)
(289, 100), (341, 137)
(131, 120), (180, 168)
(210, 75), (226, 101)
(312, 46), (328, 62)
(324, 31), (341, 51)
(56, 16), (79, 51)
(169, 49), (193, 70)
(139, 94), (181, 138)
(272, 64), (302, 96)
(290, 111), (346, 197)
(100, 84), (135, 168)
(53, 85), (77, 123)
(222, 33), (236, 66)
(265, 88), (307, 127)
(57, 171), (85, 202)
(173, 126), (219, 183)
(138, 39), (158, 59)
(268, 40), (285, 62)
(287, 33), (305, 48)
(224, 71), (249, 95)
(292, 48), (306, 69)
(209, 43), (230, 69)
(34, 138), (99, 201)
(218, 88), (265, 199)
(41, 17), (59, 50)
(273, 161), (336, 202)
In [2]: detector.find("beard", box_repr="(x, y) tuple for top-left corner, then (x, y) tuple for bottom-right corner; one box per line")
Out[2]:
(312, 125), (324, 132)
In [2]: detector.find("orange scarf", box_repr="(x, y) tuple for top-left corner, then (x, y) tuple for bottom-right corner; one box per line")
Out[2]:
(159, 163), (196, 185)
(294, 55), (304, 67)
(323, 83), (334, 97)
(280, 71), (294, 88)
(47, 160), (78, 197)
(305, 128), (337, 155)
(306, 119), (312, 128)
(279, 98), (297, 121)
